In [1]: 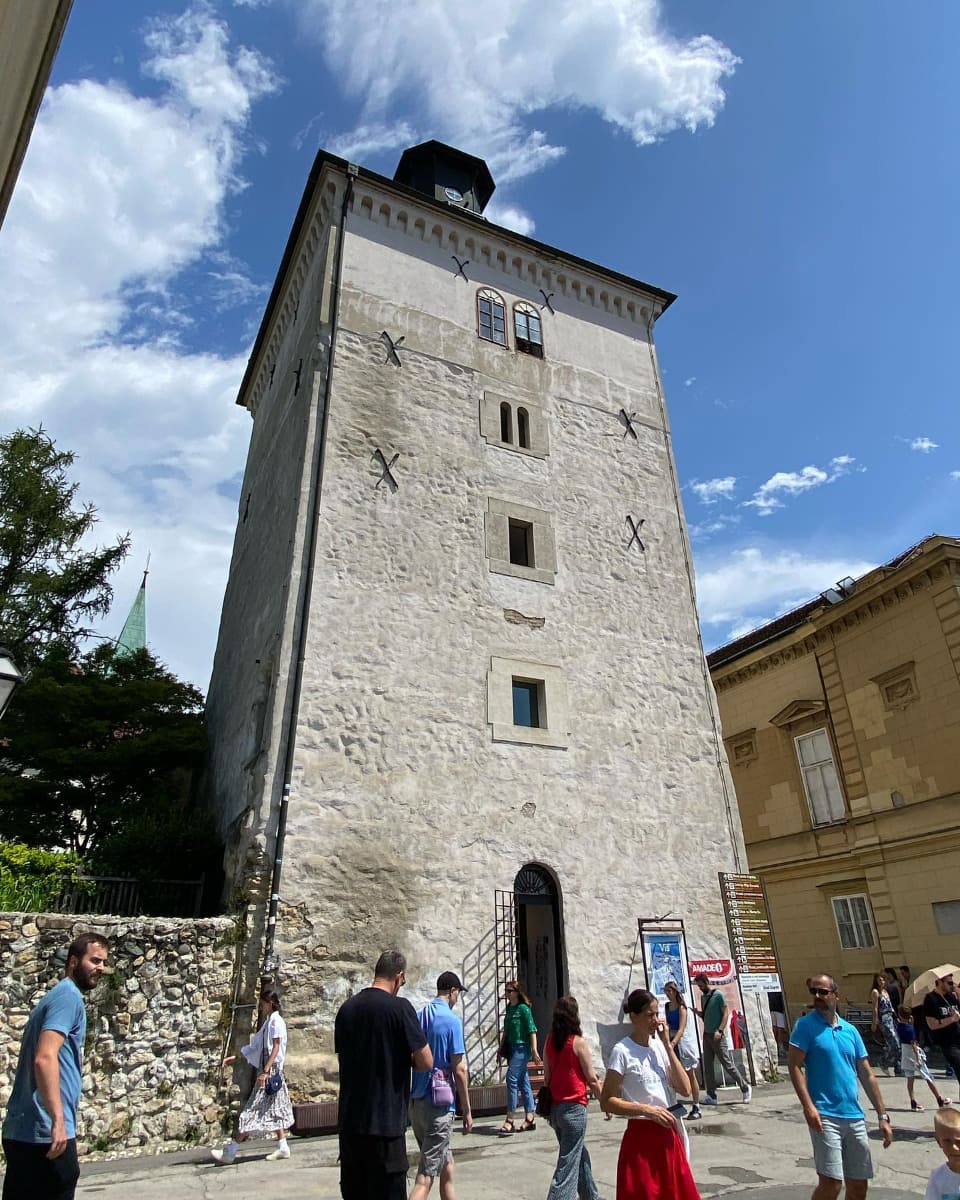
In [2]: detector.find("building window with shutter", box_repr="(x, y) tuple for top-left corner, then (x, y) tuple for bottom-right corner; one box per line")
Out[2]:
(514, 303), (543, 357)
(831, 893), (876, 950)
(795, 728), (846, 826)
(478, 288), (507, 346)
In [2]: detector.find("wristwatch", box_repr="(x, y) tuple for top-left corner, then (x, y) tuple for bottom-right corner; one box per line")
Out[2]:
(878, 1113), (890, 1123)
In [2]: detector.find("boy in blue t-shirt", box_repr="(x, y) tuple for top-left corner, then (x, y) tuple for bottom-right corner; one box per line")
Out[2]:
(2, 932), (109, 1200)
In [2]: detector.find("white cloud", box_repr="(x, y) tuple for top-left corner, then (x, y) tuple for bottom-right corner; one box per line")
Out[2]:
(326, 120), (418, 162)
(0, 6), (278, 687)
(689, 475), (736, 505)
(684, 376), (696, 387)
(688, 512), (740, 540)
(696, 547), (876, 645)
(909, 436), (938, 453)
(742, 456), (856, 516)
(951, 471), (960, 481)
(291, 0), (738, 184)
(485, 201), (536, 236)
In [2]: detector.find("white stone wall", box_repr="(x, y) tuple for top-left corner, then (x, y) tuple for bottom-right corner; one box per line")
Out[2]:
(205, 162), (770, 1091)
(0, 913), (236, 1155)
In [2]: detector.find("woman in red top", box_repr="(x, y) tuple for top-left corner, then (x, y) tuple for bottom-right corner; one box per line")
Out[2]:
(543, 996), (602, 1200)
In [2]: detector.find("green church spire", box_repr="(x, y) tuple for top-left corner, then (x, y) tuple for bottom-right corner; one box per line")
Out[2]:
(115, 565), (148, 657)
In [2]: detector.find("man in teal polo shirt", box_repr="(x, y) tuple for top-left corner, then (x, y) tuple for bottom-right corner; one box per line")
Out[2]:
(693, 972), (751, 1105)
(789, 972), (893, 1200)
(2, 931), (109, 1200)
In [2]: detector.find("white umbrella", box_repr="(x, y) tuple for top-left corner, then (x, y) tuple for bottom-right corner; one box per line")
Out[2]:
(903, 964), (960, 1009)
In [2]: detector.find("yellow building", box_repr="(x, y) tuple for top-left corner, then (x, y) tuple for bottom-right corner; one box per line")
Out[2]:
(708, 535), (960, 1018)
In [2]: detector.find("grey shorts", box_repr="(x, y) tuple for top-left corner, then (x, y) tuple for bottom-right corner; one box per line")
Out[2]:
(810, 1116), (873, 1182)
(410, 1097), (454, 1178)
(676, 1044), (699, 1071)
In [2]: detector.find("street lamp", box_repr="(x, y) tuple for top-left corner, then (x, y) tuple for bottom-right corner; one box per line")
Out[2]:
(0, 645), (24, 721)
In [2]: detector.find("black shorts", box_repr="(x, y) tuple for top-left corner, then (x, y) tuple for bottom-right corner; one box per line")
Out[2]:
(339, 1133), (408, 1200)
(2, 1138), (80, 1200)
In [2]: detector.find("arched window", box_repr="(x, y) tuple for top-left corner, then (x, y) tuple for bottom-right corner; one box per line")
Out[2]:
(478, 288), (507, 346)
(500, 401), (513, 444)
(517, 407), (530, 449)
(514, 303), (543, 358)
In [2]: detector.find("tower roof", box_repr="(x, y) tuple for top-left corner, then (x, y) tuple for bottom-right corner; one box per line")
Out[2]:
(393, 140), (495, 214)
(115, 569), (147, 657)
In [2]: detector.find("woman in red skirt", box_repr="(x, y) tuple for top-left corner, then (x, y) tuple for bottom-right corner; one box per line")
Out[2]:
(600, 987), (702, 1200)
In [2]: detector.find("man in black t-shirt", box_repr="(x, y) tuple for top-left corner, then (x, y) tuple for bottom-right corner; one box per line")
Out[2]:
(335, 949), (432, 1200)
(923, 972), (960, 1100)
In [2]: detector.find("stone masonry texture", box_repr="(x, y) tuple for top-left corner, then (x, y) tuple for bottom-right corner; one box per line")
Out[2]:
(0, 912), (237, 1155)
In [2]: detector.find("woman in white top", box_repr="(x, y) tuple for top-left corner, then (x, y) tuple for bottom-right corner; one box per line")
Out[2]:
(211, 988), (294, 1164)
(601, 987), (702, 1200)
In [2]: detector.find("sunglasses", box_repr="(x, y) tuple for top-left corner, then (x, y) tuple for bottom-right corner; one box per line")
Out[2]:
(808, 987), (833, 997)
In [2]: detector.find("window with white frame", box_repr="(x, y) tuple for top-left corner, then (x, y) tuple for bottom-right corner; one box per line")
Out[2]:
(795, 728), (846, 825)
(831, 893), (876, 950)
(478, 288), (507, 346)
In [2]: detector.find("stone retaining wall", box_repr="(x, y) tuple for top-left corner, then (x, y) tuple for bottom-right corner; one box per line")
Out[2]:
(0, 912), (237, 1155)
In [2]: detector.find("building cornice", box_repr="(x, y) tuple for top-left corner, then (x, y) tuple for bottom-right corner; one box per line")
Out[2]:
(712, 543), (960, 693)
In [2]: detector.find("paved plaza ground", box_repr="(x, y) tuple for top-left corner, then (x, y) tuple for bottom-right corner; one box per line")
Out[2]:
(49, 1079), (951, 1199)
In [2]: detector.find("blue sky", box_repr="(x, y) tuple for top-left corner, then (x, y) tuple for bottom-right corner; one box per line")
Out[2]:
(2, 0), (958, 686)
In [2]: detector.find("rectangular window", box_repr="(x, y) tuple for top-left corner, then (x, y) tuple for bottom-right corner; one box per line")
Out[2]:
(831, 894), (876, 950)
(795, 728), (846, 825)
(515, 309), (544, 358)
(508, 519), (534, 567)
(479, 295), (506, 345)
(512, 679), (542, 727)
(933, 900), (960, 935)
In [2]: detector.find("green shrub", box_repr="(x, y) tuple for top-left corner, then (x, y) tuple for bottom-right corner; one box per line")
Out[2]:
(0, 843), (86, 912)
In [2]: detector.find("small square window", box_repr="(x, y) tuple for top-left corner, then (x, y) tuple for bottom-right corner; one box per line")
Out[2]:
(933, 900), (960, 935)
(508, 519), (534, 567)
(512, 679), (542, 727)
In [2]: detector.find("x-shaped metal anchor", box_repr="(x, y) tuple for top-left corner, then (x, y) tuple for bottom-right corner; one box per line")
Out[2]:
(626, 515), (646, 553)
(374, 448), (400, 490)
(380, 330), (405, 367)
(539, 289), (555, 314)
(619, 408), (639, 440)
(451, 255), (470, 280)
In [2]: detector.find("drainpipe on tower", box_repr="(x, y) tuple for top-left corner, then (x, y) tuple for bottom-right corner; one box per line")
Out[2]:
(261, 163), (357, 976)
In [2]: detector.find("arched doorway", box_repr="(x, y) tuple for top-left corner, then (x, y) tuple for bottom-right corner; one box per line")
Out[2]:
(513, 864), (567, 1043)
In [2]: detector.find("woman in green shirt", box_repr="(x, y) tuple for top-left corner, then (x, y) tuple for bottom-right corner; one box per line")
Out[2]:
(499, 979), (541, 1134)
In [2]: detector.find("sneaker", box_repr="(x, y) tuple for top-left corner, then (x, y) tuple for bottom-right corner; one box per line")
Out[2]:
(210, 1147), (236, 1165)
(688, 1107), (702, 1121)
(265, 1146), (290, 1160)
(701, 1095), (718, 1106)
(741, 1085), (752, 1103)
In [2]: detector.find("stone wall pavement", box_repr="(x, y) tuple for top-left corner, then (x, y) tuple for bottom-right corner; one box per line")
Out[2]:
(0, 912), (238, 1155)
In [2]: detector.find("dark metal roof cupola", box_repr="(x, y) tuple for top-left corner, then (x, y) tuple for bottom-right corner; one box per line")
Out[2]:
(393, 140), (495, 215)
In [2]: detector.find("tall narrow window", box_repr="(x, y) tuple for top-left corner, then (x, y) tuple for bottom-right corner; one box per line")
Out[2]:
(517, 407), (530, 449)
(831, 894), (876, 949)
(500, 401), (513, 444)
(514, 303), (544, 358)
(508, 518), (534, 567)
(795, 728), (846, 826)
(478, 288), (507, 346)
(512, 679), (542, 728)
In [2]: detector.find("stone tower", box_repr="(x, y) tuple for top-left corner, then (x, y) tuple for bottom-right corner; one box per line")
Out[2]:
(205, 141), (761, 1092)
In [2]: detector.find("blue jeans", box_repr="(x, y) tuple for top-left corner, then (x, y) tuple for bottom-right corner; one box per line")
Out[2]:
(505, 1043), (536, 1114)
(547, 1102), (598, 1200)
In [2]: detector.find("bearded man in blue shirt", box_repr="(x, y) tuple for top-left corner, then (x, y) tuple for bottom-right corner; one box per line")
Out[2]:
(789, 972), (893, 1200)
(2, 932), (109, 1200)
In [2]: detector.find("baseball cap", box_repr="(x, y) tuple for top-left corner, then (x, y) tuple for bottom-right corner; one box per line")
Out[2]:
(437, 971), (467, 992)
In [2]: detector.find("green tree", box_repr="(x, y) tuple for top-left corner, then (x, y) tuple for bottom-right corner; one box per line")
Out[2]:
(0, 428), (129, 669)
(0, 644), (206, 854)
